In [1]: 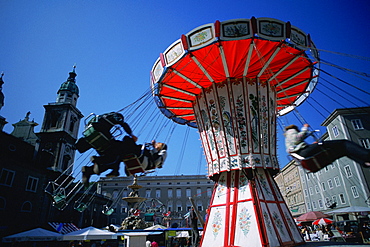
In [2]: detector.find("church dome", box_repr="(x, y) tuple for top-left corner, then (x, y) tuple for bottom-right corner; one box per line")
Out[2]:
(58, 70), (79, 96)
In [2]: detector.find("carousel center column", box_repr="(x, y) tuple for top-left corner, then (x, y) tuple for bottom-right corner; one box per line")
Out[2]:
(194, 78), (303, 247)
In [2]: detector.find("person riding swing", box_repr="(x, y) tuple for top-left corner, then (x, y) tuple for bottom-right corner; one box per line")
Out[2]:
(75, 112), (167, 187)
(75, 112), (137, 154)
(285, 124), (370, 172)
(81, 138), (167, 187)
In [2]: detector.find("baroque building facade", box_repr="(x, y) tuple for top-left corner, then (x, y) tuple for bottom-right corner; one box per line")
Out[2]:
(98, 175), (214, 227)
(275, 107), (370, 221)
(274, 160), (306, 217)
(0, 68), (110, 239)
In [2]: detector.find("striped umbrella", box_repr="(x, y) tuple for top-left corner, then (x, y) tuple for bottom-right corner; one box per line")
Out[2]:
(312, 218), (333, 225)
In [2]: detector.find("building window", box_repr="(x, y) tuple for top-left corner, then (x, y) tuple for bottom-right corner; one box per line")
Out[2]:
(176, 201), (182, 212)
(321, 182), (326, 191)
(62, 155), (71, 171)
(207, 187), (212, 197)
(121, 207), (127, 213)
(0, 169), (15, 187)
(26, 176), (38, 192)
(122, 189), (128, 197)
(307, 202), (311, 210)
(318, 199), (323, 208)
(351, 119), (363, 130)
(69, 115), (77, 132)
(360, 139), (370, 149)
(325, 197), (330, 206)
(198, 205), (203, 211)
(304, 189), (308, 197)
(168, 189), (173, 198)
(315, 185), (320, 193)
(176, 188), (181, 198)
(21, 201), (32, 212)
(146, 189), (151, 198)
(351, 186), (359, 198)
(167, 201), (173, 212)
(186, 188), (191, 197)
(339, 194), (346, 204)
(328, 179), (333, 189)
(334, 176), (340, 187)
(344, 165), (352, 177)
(156, 189), (161, 198)
(309, 187), (313, 195)
(332, 126), (339, 137)
(196, 188), (201, 197)
(50, 110), (61, 128)
(312, 201), (317, 209)
(112, 190), (119, 199)
(332, 195), (337, 204)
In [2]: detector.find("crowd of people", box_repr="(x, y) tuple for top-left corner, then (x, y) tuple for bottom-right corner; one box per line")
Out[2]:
(299, 221), (370, 243)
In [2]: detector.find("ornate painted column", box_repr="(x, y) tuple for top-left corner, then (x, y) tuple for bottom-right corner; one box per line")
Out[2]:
(194, 78), (302, 246)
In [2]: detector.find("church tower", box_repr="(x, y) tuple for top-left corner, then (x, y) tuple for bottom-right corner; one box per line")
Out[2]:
(37, 66), (83, 174)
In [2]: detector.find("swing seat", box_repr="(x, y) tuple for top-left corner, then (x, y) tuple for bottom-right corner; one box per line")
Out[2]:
(122, 154), (145, 176)
(74, 203), (88, 212)
(53, 193), (66, 204)
(53, 200), (68, 211)
(45, 192), (66, 205)
(291, 150), (331, 173)
(45, 182), (67, 204)
(102, 208), (115, 216)
(83, 125), (111, 153)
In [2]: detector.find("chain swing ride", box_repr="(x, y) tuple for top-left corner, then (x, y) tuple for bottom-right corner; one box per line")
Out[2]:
(150, 16), (324, 247)
(43, 15), (370, 246)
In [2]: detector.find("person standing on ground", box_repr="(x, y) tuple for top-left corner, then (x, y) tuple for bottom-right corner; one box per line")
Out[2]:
(190, 207), (200, 247)
(151, 240), (158, 247)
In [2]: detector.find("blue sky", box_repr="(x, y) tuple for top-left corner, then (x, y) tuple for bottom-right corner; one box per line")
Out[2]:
(1, 0), (369, 179)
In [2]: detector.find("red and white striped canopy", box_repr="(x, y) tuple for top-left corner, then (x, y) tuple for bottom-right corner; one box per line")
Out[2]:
(151, 17), (319, 128)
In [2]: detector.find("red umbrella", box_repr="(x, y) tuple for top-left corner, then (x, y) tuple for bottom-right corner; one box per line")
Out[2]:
(296, 211), (330, 222)
(312, 218), (333, 225)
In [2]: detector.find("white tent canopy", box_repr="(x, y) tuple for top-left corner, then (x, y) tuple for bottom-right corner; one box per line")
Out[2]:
(63, 226), (116, 241)
(328, 206), (370, 214)
(176, 231), (189, 238)
(144, 224), (167, 230)
(2, 228), (62, 242)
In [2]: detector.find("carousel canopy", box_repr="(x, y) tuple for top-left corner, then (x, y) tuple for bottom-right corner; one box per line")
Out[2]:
(151, 17), (319, 127)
